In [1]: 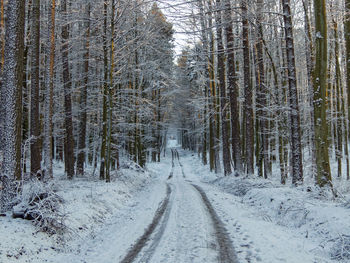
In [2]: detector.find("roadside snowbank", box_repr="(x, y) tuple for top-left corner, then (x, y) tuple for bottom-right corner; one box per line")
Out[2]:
(212, 176), (350, 262)
(0, 162), (153, 263)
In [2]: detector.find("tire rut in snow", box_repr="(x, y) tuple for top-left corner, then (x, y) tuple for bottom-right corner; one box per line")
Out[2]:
(192, 184), (239, 263)
(174, 149), (185, 178)
(120, 184), (172, 263)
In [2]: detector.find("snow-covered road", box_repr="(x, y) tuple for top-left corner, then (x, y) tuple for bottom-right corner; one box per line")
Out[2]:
(18, 144), (341, 263)
(66, 150), (238, 263)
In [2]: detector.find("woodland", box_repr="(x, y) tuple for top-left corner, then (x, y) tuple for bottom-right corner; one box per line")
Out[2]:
(0, 0), (350, 261)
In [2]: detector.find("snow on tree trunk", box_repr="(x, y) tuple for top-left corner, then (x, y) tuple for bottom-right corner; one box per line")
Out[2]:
(61, 0), (75, 179)
(76, 3), (90, 176)
(215, 0), (232, 176)
(0, 0), (25, 181)
(223, 0), (243, 174)
(242, 0), (254, 176)
(313, 0), (331, 187)
(282, 0), (304, 185)
(30, 0), (42, 178)
(43, 0), (56, 179)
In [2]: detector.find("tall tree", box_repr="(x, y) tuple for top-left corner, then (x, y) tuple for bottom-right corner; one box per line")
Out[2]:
(223, 0), (243, 174)
(256, 0), (270, 178)
(242, 0), (254, 176)
(1, 0), (26, 181)
(281, 0), (303, 185)
(61, 0), (75, 179)
(30, 0), (42, 178)
(313, 0), (331, 186)
(100, 0), (108, 181)
(215, 0), (232, 176)
(43, 0), (56, 179)
(76, 3), (91, 176)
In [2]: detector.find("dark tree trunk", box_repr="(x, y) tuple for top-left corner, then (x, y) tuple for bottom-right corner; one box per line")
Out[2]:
(61, 0), (75, 179)
(282, 0), (304, 185)
(77, 3), (90, 176)
(30, 0), (42, 178)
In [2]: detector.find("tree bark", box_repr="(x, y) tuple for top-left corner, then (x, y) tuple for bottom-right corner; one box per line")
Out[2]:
(76, 3), (90, 176)
(313, 0), (331, 187)
(61, 0), (75, 179)
(43, 0), (56, 179)
(223, 0), (242, 174)
(282, 0), (304, 185)
(215, 0), (232, 176)
(1, 0), (25, 181)
(242, 0), (254, 176)
(30, 0), (42, 178)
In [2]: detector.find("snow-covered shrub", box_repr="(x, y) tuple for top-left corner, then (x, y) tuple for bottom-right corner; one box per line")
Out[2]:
(13, 179), (65, 235)
(331, 235), (350, 261)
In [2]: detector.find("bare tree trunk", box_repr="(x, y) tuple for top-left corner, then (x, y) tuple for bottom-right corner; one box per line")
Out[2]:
(242, 0), (254, 176)
(282, 0), (303, 185)
(30, 0), (42, 178)
(1, 0), (25, 181)
(76, 3), (90, 176)
(61, 0), (75, 179)
(313, 0), (331, 187)
(223, 0), (242, 174)
(43, 0), (56, 179)
(256, 0), (270, 179)
(100, 0), (108, 180)
(215, 0), (231, 176)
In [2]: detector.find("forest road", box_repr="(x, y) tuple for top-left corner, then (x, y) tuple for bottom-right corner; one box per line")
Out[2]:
(120, 149), (238, 263)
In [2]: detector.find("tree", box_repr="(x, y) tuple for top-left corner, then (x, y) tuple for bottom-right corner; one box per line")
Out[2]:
(313, 0), (331, 187)
(76, 3), (91, 176)
(61, 0), (75, 179)
(223, 0), (243, 174)
(242, 0), (254, 176)
(43, 0), (56, 179)
(30, 0), (42, 178)
(1, 0), (26, 181)
(281, 0), (303, 185)
(215, 0), (232, 176)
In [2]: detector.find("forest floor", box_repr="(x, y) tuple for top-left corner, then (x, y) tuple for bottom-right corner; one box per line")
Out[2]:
(1, 140), (350, 262)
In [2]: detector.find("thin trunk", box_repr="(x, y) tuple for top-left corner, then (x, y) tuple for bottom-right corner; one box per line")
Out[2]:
(61, 0), (75, 179)
(215, 0), (231, 176)
(282, 0), (303, 185)
(30, 0), (41, 178)
(100, 0), (108, 180)
(224, 0), (242, 174)
(76, 3), (90, 176)
(242, 0), (254, 176)
(43, 0), (56, 179)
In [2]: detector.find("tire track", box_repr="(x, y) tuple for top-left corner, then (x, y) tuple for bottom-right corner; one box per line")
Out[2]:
(192, 184), (239, 263)
(120, 183), (172, 263)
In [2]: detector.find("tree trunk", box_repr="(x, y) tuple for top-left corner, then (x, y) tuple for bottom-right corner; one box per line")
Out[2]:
(242, 0), (254, 176)
(215, 0), (231, 176)
(76, 3), (90, 176)
(313, 0), (331, 187)
(43, 0), (56, 179)
(282, 0), (303, 185)
(100, 0), (108, 181)
(61, 0), (75, 179)
(256, 0), (270, 179)
(1, 0), (25, 181)
(30, 0), (42, 178)
(223, 0), (242, 174)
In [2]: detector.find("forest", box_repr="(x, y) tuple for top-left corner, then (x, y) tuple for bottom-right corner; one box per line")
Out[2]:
(0, 0), (350, 262)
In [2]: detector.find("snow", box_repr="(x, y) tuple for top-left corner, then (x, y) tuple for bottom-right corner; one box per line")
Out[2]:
(1, 147), (350, 262)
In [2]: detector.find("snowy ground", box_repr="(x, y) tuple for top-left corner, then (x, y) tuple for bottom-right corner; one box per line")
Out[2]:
(1, 140), (350, 262)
